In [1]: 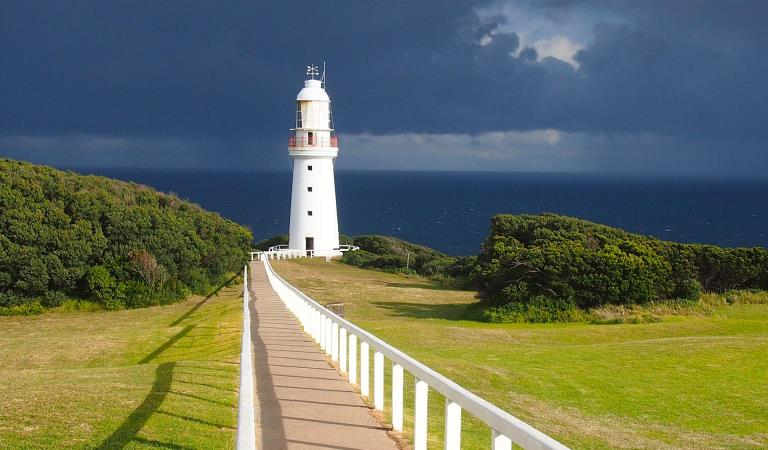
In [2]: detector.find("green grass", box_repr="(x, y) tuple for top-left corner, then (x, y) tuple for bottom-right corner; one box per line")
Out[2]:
(0, 281), (243, 449)
(273, 258), (768, 450)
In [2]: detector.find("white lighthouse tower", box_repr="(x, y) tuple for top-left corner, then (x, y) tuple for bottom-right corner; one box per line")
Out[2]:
(287, 64), (342, 257)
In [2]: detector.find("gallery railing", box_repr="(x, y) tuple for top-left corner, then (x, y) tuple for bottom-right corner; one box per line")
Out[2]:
(288, 135), (339, 148)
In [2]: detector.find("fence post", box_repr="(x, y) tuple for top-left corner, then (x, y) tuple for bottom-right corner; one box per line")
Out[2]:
(319, 314), (326, 350)
(339, 328), (348, 373)
(348, 334), (357, 384)
(492, 429), (512, 450)
(331, 322), (339, 362)
(392, 363), (404, 432)
(360, 341), (370, 397)
(374, 351), (384, 411)
(445, 399), (461, 450)
(325, 317), (333, 356)
(414, 378), (428, 450)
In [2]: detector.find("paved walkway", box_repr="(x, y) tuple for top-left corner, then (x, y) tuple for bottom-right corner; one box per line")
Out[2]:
(249, 261), (398, 450)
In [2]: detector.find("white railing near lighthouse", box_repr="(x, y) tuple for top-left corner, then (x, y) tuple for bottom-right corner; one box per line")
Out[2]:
(259, 255), (570, 450)
(250, 244), (360, 262)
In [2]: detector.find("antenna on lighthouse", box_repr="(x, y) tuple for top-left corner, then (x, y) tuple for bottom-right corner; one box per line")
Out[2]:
(306, 64), (319, 79)
(321, 61), (327, 89)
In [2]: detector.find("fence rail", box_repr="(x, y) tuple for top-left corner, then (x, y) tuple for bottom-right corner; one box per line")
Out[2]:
(250, 245), (360, 262)
(260, 255), (569, 450)
(236, 265), (256, 450)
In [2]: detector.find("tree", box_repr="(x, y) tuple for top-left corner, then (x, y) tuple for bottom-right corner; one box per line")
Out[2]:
(128, 250), (168, 292)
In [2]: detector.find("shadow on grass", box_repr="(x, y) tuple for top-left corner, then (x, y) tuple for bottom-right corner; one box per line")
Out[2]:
(169, 272), (240, 327)
(96, 362), (180, 449)
(384, 281), (457, 291)
(156, 410), (236, 430)
(96, 362), (236, 449)
(98, 277), (240, 449)
(371, 301), (481, 321)
(139, 325), (196, 364)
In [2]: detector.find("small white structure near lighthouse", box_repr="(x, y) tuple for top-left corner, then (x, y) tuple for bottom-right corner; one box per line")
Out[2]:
(287, 64), (342, 257)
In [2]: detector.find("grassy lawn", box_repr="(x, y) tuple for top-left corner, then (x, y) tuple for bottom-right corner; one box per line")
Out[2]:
(0, 281), (243, 449)
(272, 258), (768, 450)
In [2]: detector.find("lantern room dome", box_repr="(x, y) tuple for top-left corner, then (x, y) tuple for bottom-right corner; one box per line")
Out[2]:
(296, 79), (330, 102)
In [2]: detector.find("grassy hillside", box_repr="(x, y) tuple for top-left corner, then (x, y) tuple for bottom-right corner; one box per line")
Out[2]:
(0, 158), (252, 313)
(0, 281), (242, 449)
(273, 258), (768, 450)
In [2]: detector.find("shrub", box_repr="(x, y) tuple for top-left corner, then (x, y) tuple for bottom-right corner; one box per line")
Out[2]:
(87, 266), (125, 310)
(482, 295), (586, 323)
(473, 213), (768, 318)
(55, 299), (101, 312)
(0, 291), (23, 308)
(340, 235), (473, 283)
(723, 289), (768, 305)
(445, 256), (477, 279)
(254, 234), (289, 251)
(340, 249), (378, 267)
(42, 290), (67, 308)
(0, 300), (44, 316)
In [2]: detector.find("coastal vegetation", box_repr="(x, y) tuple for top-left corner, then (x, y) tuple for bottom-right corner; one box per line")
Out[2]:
(272, 258), (768, 450)
(253, 233), (289, 250)
(340, 234), (476, 282)
(0, 159), (252, 314)
(0, 280), (242, 448)
(475, 214), (768, 322)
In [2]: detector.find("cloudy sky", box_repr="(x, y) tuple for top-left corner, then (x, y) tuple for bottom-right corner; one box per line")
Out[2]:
(1, 0), (766, 177)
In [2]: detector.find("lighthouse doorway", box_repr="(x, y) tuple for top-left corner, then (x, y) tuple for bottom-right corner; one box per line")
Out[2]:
(305, 237), (314, 257)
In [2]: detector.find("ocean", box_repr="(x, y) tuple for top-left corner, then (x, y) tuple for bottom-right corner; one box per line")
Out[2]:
(83, 169), (767, 256)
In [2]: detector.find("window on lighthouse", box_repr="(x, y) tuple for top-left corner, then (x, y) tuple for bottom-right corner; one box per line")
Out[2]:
(296, 103), (303, 128)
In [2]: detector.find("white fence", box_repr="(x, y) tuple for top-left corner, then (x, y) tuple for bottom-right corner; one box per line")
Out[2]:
(250, 245), (360, 262)
(260, 256), (570, 450)
(236, 265), (256, 450)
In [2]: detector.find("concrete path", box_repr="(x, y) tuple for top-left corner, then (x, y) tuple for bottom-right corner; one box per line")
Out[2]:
(249, 261), (398, 450)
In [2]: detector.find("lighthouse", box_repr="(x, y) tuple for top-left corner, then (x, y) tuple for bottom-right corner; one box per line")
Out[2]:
(287, 64), (342, 257)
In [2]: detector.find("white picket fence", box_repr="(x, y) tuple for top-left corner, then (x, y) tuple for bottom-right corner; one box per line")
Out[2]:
(259, 255), (570, 450)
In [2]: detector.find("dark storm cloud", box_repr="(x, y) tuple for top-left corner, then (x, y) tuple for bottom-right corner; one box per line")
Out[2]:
(0, 0), (489, 138)
(0, 0), (766, 173)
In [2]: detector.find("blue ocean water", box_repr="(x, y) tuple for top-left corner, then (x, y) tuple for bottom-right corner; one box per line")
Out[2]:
(83, 169), (767, 256)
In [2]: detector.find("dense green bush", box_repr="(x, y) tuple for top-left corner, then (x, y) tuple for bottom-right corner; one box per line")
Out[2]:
(685, 244), (768, 292)
(482, 295), (586, 323)
(0, 159), (252, 312)
(254, 234), (289, 251)
(473, 214), (768, 320)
